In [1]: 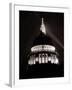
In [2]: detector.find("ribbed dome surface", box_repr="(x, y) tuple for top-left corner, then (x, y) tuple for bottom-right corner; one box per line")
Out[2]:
(33, 31), (53, 46)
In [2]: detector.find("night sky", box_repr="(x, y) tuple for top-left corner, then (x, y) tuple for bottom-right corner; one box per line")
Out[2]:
(19, 10), (64, 79)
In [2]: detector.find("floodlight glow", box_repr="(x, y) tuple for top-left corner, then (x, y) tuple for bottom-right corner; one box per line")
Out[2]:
(55, 58), (59, 64)
(33, 60), (36, 64)
(39, 57), (41, 64)
(48, 57), (51, 61)
(35, 57), (38, 62)
(51, 59), (54, 64)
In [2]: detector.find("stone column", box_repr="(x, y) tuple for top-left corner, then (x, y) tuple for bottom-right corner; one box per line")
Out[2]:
(42, 53), (45, 63)
(45, 54), (48, 63)
(39, 54), (41, 64)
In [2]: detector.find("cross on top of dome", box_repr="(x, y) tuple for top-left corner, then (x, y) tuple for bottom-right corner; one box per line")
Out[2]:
(40, 18), (46, 35)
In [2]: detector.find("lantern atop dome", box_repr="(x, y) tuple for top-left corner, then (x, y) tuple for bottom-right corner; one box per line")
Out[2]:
(40, 18), (46, 35)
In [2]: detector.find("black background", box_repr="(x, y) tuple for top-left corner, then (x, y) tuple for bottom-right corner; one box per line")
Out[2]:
(19, 11), (64, 79)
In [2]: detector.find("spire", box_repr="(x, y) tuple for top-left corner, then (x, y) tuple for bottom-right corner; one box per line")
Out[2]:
(40, 18), (46, 35)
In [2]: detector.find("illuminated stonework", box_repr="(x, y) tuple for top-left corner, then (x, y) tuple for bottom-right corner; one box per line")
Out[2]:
(40, 18), (46, 35)
(28, 18), (59, 65)
(28, 53), (59, 65)
(31, 45), (55, 52)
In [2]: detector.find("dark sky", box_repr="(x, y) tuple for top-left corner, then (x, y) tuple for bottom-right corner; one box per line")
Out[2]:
(19, 10), (64, 79)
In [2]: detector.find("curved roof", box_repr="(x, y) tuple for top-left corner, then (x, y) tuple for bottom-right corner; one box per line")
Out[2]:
(33, 31), (54, 46)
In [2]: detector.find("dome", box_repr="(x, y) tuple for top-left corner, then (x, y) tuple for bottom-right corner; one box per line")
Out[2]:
(33, 31), (53, 46)
(28, 18), (59, 66)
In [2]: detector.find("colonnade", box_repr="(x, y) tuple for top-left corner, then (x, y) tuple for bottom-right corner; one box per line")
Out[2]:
(28, 53), (59, 65)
